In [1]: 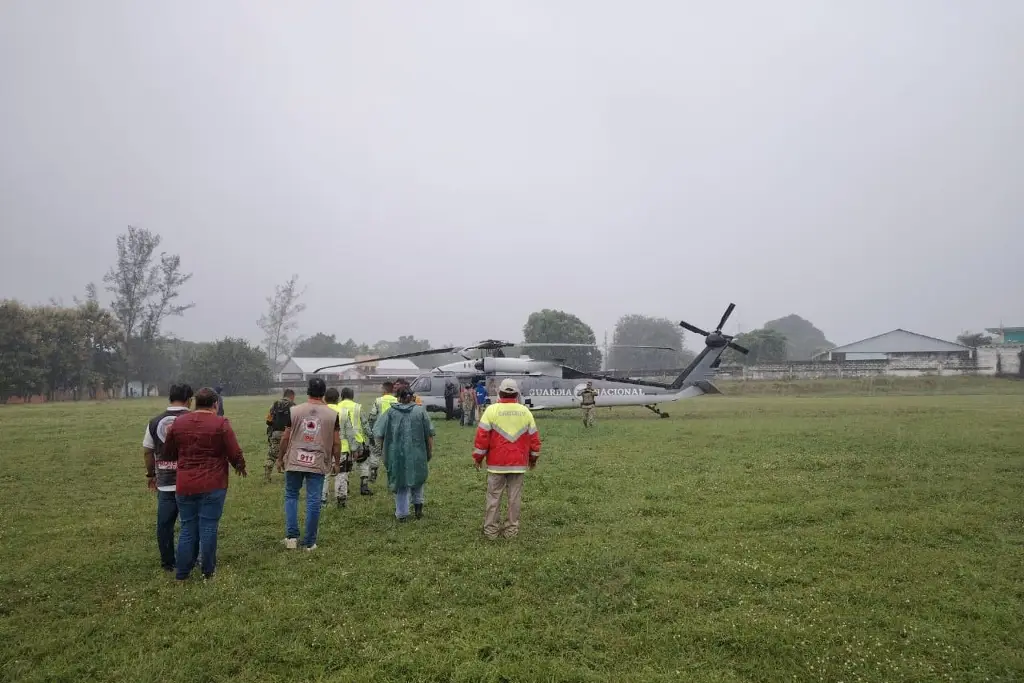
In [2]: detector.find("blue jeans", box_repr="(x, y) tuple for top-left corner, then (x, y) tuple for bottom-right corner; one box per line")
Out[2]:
(395, 485), (425, 519)
(285, 471), (325, 547)
(174, 488), (227, 579)
(157, 490), (178, 570)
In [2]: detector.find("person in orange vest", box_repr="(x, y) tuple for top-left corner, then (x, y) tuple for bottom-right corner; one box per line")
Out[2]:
(472, 378), (542, 540)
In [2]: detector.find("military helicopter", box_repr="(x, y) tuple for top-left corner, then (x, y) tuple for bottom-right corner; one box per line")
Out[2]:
(314, 304), (749, 418)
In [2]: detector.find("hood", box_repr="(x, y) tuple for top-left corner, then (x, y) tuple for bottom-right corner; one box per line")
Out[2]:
(392, 402), (416, 413)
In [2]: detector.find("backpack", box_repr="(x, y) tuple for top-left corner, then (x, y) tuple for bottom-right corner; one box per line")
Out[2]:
(269, 400), (293, 432)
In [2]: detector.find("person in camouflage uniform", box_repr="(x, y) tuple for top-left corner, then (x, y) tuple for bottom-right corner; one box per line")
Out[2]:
(365, 381), (397, 483)
(579, 381), (597, 427)
(264, 389), (296, 481)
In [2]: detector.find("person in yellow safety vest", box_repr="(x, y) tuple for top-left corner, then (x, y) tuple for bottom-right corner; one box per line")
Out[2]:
(338, 387), (373, 499)
(366, 381), (397, 484)
(321, 388), (348, 508)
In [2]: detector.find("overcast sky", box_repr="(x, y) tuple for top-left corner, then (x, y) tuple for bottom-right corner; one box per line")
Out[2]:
(1, 1), (1021, 351)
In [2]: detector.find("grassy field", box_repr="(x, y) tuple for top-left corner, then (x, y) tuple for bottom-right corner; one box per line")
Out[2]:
(1, 386), (1022, 682)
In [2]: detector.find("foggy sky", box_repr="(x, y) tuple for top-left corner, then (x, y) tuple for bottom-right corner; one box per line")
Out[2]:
(1, 1), (1022, 352)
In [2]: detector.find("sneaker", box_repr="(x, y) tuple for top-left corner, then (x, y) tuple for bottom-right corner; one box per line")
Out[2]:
(305, 544), (317, 552)
(284, 538), (298, 550)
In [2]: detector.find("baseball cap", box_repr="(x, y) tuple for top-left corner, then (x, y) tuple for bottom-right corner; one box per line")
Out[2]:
(307, 376), (327, 398)
(498, 378), (518, 394)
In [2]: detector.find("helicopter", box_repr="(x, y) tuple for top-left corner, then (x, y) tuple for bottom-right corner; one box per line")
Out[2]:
(313, 304), (749, 418)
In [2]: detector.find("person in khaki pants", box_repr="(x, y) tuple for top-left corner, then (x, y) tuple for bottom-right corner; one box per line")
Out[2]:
(472, 379), (542, 539)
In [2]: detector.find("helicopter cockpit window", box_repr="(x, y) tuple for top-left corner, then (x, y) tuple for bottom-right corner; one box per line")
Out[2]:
(410, 377), (431, 393)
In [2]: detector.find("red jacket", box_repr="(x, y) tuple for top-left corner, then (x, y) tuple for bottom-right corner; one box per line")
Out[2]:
(163, 411), (246, 495)
(473, 397), (541, 473)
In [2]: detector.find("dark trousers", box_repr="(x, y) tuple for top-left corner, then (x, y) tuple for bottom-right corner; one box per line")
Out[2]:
(175, 488), (227, 579)
(445, 396), (454, 419)
(156, 490), (178, 570)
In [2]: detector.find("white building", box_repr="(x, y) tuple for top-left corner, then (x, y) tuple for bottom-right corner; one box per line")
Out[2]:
(813, 329), (971, 364)
(276, 357), (421, 382)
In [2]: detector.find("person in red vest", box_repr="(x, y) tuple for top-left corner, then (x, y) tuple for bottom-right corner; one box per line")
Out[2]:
(472, 378), (542, 539)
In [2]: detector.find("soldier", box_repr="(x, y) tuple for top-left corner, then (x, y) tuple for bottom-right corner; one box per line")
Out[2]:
(460, 382), (477, 426)
(264, 389), (295, 482)
(580, 381), (597, 427)
(366, 381), (397, 483)
(321, 388), (346, 505)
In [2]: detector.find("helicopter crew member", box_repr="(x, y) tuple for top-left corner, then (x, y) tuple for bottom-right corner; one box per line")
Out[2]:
(444, 380), (457, 420)
(366, 381), (397, 483)
(580, 381), (598, 427)
(264, 389), (296, 482)
(473, 379), (542, 540)
(338, 387), (373, 499)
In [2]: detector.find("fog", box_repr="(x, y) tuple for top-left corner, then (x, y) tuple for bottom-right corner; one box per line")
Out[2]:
(1, 1), (1021, 350)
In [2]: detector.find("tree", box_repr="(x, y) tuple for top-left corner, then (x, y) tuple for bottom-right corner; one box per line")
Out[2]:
(292, 332), (346, 357)
(258, 275), (305, 365)
(102, 225), (193, 396)
(723, 328), (788, 365)
(956, 331), (993, 348)
(183, 338), (272, 396)
(0, 300), (47, 400)
(763, 314), (834, 360)
(522, 309), (601, 371)
(371, 336), (432, 357)
(607, 314), (693, 371)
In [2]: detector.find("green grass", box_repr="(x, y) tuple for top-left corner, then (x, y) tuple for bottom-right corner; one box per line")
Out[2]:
(1, 390), (1022, 682)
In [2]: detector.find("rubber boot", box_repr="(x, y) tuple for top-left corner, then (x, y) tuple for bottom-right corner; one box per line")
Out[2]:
(414, 503), (423, 519)
(337, 496), (346, 509)
(369, 467), (378, 483)
(360, 477), (373, 496)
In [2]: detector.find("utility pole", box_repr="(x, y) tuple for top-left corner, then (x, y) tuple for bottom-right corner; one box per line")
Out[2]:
(602, 331), (608, 371)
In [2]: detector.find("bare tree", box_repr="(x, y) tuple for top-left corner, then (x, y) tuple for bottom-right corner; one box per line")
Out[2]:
(258, 274), (306, 366)
(102, 225), (193, 396)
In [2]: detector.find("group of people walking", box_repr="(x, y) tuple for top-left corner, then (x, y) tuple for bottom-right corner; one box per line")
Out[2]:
(143, 376), (542, 579)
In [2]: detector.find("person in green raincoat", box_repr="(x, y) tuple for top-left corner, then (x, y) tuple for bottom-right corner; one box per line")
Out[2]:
(372, 387), (435, 521)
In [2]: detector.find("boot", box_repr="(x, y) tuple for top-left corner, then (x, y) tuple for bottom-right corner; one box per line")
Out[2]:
(414, 503), (423, 519)
(369, 467), (378, 483)
(337, 496), (346, 509)
(360, 477), (373, 496)
(263, 464), (272, 483)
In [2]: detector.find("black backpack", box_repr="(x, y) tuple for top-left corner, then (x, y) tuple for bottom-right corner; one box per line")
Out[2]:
(269, 400), (293, 432)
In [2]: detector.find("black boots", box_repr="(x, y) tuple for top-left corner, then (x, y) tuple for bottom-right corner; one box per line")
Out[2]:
(263, 464), (272, 483)
(337, 496), (346, 509)
(360, 477), (373, 496)
(369, 467), (378, 483)
(414, 503), (423, 519)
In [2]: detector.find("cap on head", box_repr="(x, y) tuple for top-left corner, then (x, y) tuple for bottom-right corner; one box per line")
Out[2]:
(498, 378), (518, 394)
(307, 376), (327, 399)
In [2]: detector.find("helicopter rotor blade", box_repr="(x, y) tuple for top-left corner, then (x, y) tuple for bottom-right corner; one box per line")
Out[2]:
(716, 303), (736, 332)
(679, 321), (710, 337)
(518, 342), (676, 350)
(312, 347), (457, 373)
(727, 340), (750, 355)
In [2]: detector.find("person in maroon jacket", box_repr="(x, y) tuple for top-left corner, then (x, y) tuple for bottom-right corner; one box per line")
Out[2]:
(163, 387), (247, 581)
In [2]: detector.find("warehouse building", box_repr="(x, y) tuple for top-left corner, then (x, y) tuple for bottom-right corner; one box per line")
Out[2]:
(277, 356), (420, 383)
(812, 329), (971, 363)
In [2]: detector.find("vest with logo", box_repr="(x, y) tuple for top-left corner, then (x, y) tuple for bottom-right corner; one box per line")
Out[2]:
(148, 408), (187, 489)
(284, 402), (336, 475)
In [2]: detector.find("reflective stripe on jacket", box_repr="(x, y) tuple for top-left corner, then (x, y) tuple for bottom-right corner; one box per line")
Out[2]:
(473, 398), (541, 474)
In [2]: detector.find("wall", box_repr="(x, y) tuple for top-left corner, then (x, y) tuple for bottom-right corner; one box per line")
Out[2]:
(714, 349), (1019, 381)
(976, 345), (1023, 376)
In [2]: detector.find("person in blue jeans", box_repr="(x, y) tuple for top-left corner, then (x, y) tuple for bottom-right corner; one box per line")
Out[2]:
(143, 384), (193, 572)
(373, 387), (434, 521)
(163, 387), (247, 581)
(275, 377), (346, 550)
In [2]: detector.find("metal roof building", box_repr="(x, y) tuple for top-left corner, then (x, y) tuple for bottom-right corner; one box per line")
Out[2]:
(277, 356), (421, 382)
(813, 329), (971, 361)
(985, 327), (1024, 345)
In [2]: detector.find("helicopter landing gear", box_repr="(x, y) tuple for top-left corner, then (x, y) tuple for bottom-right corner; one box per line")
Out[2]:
(644, 404), (670, 418)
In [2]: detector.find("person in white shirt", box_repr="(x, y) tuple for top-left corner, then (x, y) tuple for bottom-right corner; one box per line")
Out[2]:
(143, 384), (193, 572)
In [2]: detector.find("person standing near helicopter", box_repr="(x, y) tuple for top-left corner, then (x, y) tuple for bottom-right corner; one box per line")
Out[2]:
(580, 381), (597, 427)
